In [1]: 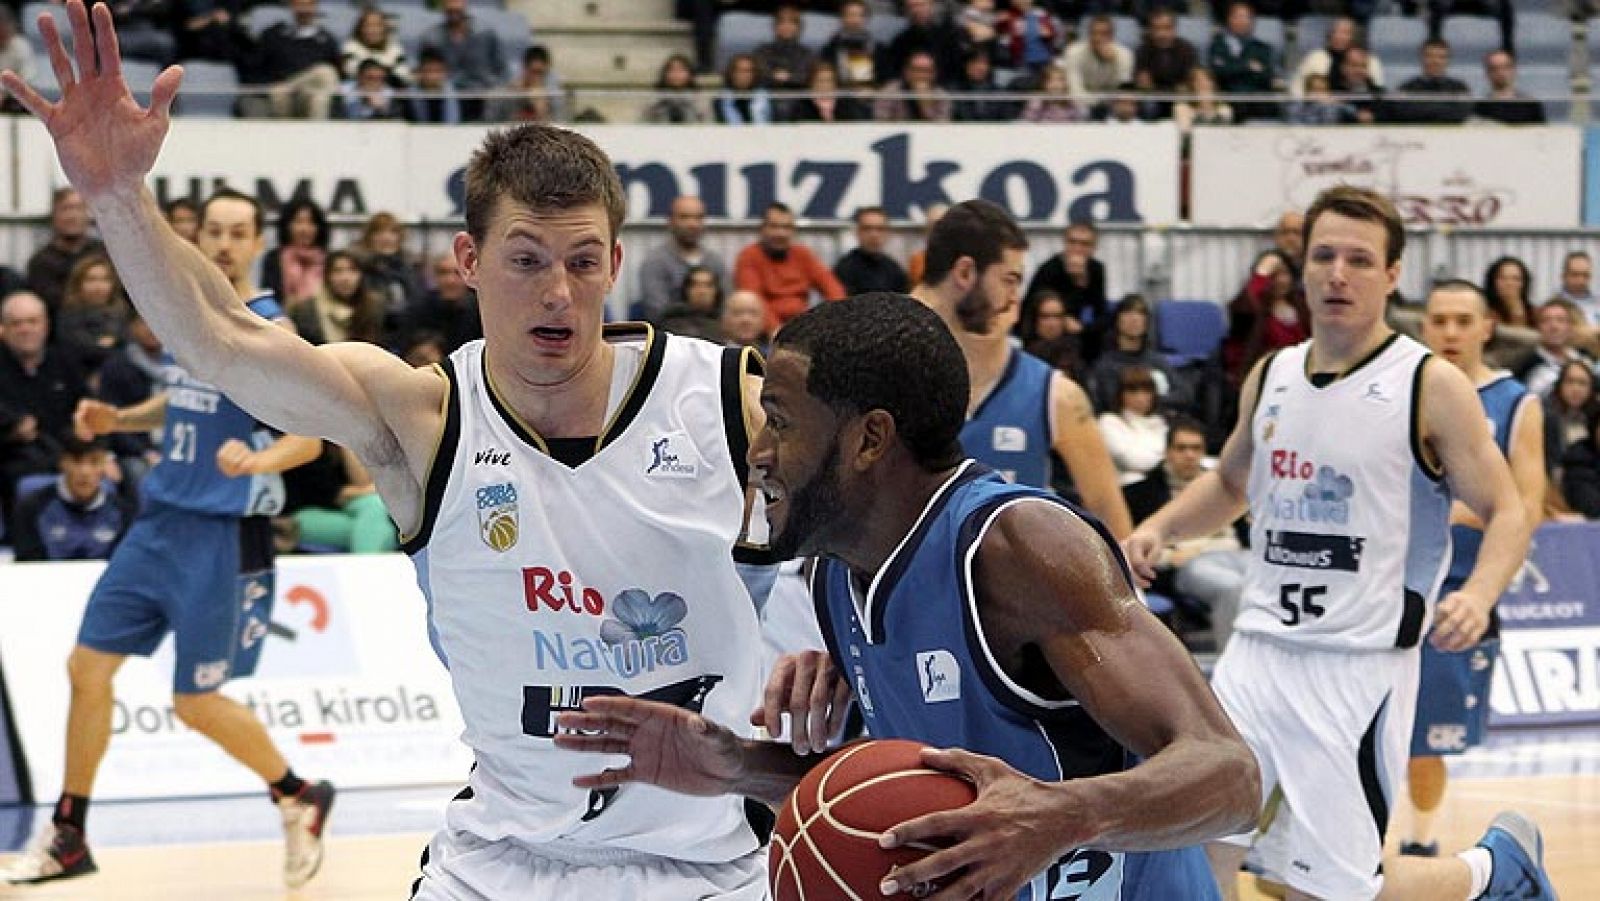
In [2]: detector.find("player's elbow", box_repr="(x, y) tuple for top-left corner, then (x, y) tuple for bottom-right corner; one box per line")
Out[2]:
(1214, 734), (1261, 835)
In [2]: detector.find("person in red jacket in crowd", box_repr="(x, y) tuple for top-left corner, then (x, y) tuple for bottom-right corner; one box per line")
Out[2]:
(734, 202), (845, 331)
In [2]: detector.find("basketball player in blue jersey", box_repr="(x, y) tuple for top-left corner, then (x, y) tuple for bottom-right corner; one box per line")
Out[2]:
(1123, 186), (1557, 900)
(1402, 281), (1546, 858)
(553, 294), (1259, 900)
(3, 190), (333, 888)
(5, 7), (777, 897)
(917, 199), (1134, 538)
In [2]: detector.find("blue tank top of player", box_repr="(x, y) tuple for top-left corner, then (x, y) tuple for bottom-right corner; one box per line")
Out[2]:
(812, 461), (1216, 900)
(1444, 374), (1527, 592)
(959, 349), (1053, 489)
(142, 293), (287, 517)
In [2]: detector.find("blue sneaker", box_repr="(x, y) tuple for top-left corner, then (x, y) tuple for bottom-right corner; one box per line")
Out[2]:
(1478, 811), (1558, 900)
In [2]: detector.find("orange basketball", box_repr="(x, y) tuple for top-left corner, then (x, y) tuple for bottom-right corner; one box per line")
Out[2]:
(770, 739), (977, 900)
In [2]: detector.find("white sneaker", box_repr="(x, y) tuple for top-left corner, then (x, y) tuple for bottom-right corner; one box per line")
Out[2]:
(3, 820), (97, 884)
(278, 780), (335, 889)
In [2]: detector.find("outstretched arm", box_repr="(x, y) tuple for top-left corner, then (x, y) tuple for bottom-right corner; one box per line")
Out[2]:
(2, 2), (424, 467)
(1050, 373), (1133, 539)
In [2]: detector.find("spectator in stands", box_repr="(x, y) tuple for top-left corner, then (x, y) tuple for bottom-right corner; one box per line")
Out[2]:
(400, 330), (445, 368)
(491, 45), (565, 123)
(905, 202), (946, 289)
(1063, 15), (1133, 104)
(951, 49), (1015, 121)
(833, 206), (909, 296)
(1022, 221), (1107, 358)
(874, 50), (951, 121)
(1172, 66), (1235, 131)
(1134, 10), (1198, 98)
(240, 0), (341, 119)
(734, 202), (845, 331)
(1473, 50), (1544, 125)
(641, 54), (705, 123)
(1292, 16), (1382, 96)
(0, 8), (36, 104)
(994, 0), (1064, 74)
(1513, 300), (1592, 397)
(1383, 38), (1470, 124)
(104, 0), (178, 65)
(634, 194), (726, 323)
(1266, 209), (1304, 267)
(56, 256), (130, 372)
(1086, 293), (1175, 413)
(1022, 63), (1082, 121)
(790, 61), (872, 122)
(1206, 1), (1276, 122)
(1287, 72), (1357, 124)
(657, 266), (725, 342)
(1022, 291), (1083, 378)
(754, 3), (816, 109)
(27, 188), (104, 314)
(1334, 45), (1383, 123)
(1426, 0), (1513, 58)
(177, 0), (251, 67)
(260, 197), (327, 309)
(714, 53), (772, 125)
(92, 311), (163, 484)
(342, 6), (410, 85)
(1483, 256), (1535, 329)
(334, 58), (404, 120)
(1559, 406), (1600, 519)
(164, 197), (200, 243)
(1123, 416), (1249, 651)
(882, 0), (960, 84)
(1093, 82), (1152, 123)
(288, 251), (386, 346)
(421, 0), (508, 122)
(1098, 364), (1169, 484)
(281, 444), (396, 553)
(350, 211), (423, 336)
(953, 0), (999, 65)
(404, 254), (480, 355)
(1552, 251), (1596, 323)
(10, 438), (136, 562)
(1546, 360), (1597, 475)
(820, 0), (882, 91)
(405, 49), (465, 124)
(1224, 247), (1308, 386)
(0, 292), (88, 524)
(719, 289), (769, 352)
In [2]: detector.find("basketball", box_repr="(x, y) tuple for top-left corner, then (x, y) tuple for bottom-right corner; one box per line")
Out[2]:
(770, 739), (977, 900)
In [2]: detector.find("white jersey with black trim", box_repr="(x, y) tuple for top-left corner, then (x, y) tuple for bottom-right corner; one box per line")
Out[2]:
(1238, 334), (1453, 651)
(405, 327), (767, 861)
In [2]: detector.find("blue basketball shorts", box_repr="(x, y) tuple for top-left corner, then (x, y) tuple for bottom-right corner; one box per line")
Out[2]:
(77, 501), (276, 694)
(1410, 634), (1500, 758)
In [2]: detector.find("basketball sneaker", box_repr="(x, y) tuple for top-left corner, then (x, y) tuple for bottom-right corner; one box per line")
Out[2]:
(279, 780), (336, 889)
(2, 821), (97, 884)
(1477, 811), (1558, 900)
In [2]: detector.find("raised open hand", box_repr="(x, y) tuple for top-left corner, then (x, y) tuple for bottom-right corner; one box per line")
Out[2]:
(0, 0), (183, 199)
(553, 695), (747, 798)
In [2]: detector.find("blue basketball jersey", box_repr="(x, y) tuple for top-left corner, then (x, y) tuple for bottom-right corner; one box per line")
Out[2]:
(141, 293), (288, 517)
(811, 461), (1215, 901)
(959, 349), (1053, 489)
(1443, 373), (1529, 592)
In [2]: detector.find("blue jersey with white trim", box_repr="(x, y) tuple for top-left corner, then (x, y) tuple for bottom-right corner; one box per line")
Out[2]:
(959, 349), (1053, 488)
(141, 293), (287, 517)
(1443, 373), (1528, 592)
(812, 461), (1216, 900)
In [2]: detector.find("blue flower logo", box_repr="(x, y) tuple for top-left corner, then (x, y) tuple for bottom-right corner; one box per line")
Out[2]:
(600, 590), (688, 646)
(1305, 466), (1355, 503)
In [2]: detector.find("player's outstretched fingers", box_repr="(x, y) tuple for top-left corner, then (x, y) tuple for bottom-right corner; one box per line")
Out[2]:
(0, 71), (52, 120)
(552, 710), (635, 739)
(91, 2), (122, 80)
(66, 0), (96, 82)
(37, 13), (77, 92)
(148, 65), (183, 120)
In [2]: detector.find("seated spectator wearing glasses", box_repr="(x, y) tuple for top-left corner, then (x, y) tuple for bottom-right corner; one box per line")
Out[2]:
(10, 438), (136, 562)
(1382, 38), (1470, 124)
(1473, 50), (1544, 125)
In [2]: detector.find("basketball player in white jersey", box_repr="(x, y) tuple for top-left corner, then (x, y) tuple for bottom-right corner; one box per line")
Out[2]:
(1122, 186), (1558, 901)
(5, 6), (774, 897)
(918, 199), (1134, 538)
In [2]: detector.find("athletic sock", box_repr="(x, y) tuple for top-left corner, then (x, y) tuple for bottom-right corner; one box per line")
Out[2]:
(1458, 846), (1492, 898)
(269, 770), (306, 802)
(52, 794), (89, 832)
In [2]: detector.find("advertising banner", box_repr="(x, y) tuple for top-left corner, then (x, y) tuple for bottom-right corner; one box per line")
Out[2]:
(1191, 126), (1583, 228)
(0, 555), (470, 801)
(1490, 523), (1600, 727)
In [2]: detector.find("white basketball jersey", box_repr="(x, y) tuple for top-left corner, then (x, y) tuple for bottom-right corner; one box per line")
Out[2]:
(1238, 335), (1452, 650)
(406, 327), (767, 862)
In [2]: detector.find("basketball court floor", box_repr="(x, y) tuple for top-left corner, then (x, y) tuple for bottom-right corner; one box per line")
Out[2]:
(0, 727), (1592, 899)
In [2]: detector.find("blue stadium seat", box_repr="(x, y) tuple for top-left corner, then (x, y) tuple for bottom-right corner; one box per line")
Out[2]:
(1293, 14), (1335, 54)
(867, 13), (905, 46)
(1442, 15), (1504, 61)
(1176, 15), (1214, 51)
(244, 4), (293, 37)
(175, 61), (241, 117)
(1367, 14), (1429, 63)
(800, 11), (838, 52)
(1254, 16), (1286, 54)
(1110, 15), (1142, 51)
(13, 473), (56, 502)
(1156, 299), (1228, 365)
(1516, 13), (1572, 66)
(716, 11), (770, 71)
(1517, 64), (1569, 119)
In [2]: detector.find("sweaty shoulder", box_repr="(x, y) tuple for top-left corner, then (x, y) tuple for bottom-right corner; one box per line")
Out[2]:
(973, 497), (1136, 635)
